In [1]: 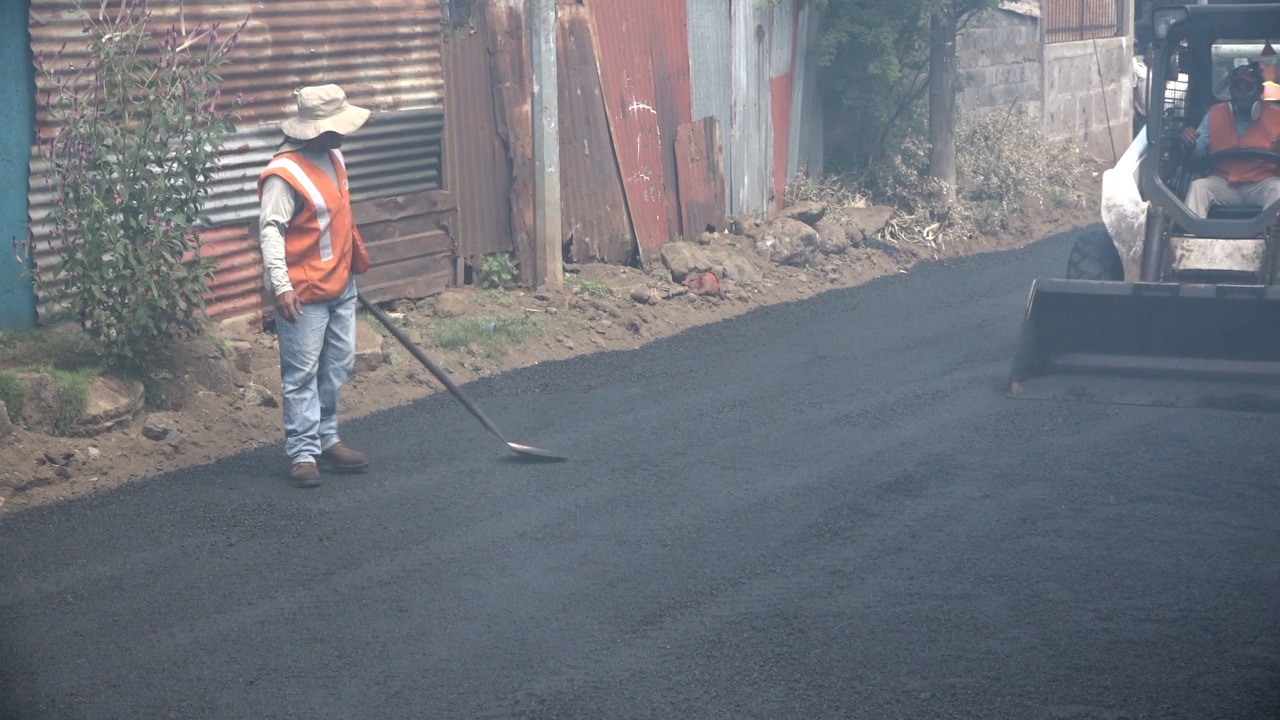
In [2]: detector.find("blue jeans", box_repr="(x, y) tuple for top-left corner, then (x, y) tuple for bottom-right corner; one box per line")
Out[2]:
(275, 277), (357, 464)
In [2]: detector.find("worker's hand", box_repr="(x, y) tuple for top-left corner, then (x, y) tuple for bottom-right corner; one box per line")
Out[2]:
(275, 290), (303, 324)
(1180, 126), (1199, 146)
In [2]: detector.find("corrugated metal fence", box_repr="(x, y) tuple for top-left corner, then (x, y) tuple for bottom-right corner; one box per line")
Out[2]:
(23, 0), (825, 325)
(27, 0), (453, 322)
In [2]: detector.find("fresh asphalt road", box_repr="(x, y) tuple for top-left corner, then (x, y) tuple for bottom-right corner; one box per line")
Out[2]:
(2, 226), (1278, 720)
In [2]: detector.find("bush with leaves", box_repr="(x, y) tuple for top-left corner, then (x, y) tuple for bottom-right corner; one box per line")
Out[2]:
(480, 253), (519, 290)
(27, 0), (247, 372)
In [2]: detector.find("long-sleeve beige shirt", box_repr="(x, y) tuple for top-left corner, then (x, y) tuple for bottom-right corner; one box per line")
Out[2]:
(258, 145), (339, 297)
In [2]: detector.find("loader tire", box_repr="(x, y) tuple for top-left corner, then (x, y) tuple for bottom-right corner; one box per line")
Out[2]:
(1065, 229), (1123, 281)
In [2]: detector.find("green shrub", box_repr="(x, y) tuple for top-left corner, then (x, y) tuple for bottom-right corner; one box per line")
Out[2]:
(27, 1), (247, 372)
(480, 253), (519, 290)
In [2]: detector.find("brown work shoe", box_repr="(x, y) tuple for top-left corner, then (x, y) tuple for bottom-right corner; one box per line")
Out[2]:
(319, 442), (369, 473)
(291, 461), (321, 488)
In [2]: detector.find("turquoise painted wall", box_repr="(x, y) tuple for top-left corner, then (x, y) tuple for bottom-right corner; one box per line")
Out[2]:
(0, 0), (36, 329)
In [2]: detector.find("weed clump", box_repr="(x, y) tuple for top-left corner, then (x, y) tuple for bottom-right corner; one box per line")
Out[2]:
(789, 107), (1094, 253)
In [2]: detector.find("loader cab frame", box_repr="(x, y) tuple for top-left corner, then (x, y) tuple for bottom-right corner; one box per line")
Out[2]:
(1141, 3), (1280, 275)
(1008, 4), (1280, 410)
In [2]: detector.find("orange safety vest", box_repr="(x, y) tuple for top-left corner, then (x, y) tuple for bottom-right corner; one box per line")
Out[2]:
(1206, 102), (1280, 184)
(258, 149), (356, 303)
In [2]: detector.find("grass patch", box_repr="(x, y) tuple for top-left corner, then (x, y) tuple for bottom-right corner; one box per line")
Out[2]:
(0, 371), (26, 422)
(468, 288), (516, 307)
(47, 366), (98, 436)
(571, 279), (614, 298)
(430, 315), (542, 359)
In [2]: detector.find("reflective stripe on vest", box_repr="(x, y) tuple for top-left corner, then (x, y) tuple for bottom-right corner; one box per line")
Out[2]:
(267, 156), (335, 261)
(259, 149), (354, 303)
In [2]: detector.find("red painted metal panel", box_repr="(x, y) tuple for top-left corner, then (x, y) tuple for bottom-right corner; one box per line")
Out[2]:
(647, 0), (693, 239)
(199, 224), (266, 322)
(443, 6), (514, 269)
(486, 3), (537, 281)
(771, 72), (793, 213)
(675, 117), (726, 236)
(583, 0), (668, 256)
(556, 5), (633, 264)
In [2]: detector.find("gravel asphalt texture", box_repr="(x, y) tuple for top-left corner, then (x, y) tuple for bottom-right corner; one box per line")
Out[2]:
(3, 225), (1278, 719)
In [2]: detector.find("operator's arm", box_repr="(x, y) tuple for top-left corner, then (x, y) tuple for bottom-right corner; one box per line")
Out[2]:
(259, 175), (304, 322)
(1193, 112), (1210, 156)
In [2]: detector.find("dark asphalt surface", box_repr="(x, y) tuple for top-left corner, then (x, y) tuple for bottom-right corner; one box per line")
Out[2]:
(3, 225), (1279, 720)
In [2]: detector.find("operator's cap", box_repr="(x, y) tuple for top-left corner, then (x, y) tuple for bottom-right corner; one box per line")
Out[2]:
(1228, 62), (1263, 95)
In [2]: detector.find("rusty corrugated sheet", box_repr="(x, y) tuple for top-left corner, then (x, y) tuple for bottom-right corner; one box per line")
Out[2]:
(443, 5), (514, 276)
(771, 71), (793, 210)
(788, 2), (824, 180)
(556, 4), (633, 264)
(675, 116), (726, 236)
(583, 0), (669, 258)
(198, 224), (263, 322)
(647, 0), (693, 239)
(486, 1), (537, 282)
(769, 3), (796, 212)
(28, 0), (449, 323)
(762, 2), (793, 211)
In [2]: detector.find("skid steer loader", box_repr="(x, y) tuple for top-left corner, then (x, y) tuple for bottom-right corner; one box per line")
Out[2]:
(1008, 2), (1280, 410)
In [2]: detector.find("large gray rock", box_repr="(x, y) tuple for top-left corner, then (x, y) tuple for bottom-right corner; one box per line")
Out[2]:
(353, 321), (387, 375)
(752, 217), (821, 267)
(843, 205), (895, 245)
(775, 201), (827, 226)
(76, 375), (145, 437)
(660, 242), (715, 282)
(815, 218), (851, 255)
(706, 248), (764, 285)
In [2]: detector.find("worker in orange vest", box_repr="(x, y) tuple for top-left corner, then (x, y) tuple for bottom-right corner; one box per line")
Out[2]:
(1179, 63), (1280, 218)
(258, 85), (373, 488)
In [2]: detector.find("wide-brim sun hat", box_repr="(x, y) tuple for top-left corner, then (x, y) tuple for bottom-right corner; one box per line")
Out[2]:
(281, 84), (371, 141)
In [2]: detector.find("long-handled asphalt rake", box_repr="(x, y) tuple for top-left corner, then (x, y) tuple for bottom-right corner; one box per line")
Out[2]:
(358, 294), (565, 461)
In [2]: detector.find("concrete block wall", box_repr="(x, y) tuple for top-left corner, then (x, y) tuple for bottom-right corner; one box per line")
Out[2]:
(957, 3), (1134, 164)
(958, 9), (1042, 118)
(1042, 36), (1133, 163)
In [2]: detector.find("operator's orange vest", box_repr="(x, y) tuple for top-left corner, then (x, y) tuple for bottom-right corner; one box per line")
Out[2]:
(258, 149), (356, 303)
(1206, 102), (1280, 183)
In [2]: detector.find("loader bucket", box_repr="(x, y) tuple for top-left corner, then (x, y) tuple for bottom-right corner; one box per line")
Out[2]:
(1008, 278), (1280, 411)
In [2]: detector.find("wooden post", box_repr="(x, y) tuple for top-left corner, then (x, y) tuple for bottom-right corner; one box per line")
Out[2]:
(529, 0), (564, 288)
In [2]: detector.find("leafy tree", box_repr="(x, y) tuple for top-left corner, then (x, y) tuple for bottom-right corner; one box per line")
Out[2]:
(810, 0), (999, 189)
(27, 0), (247, 371)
